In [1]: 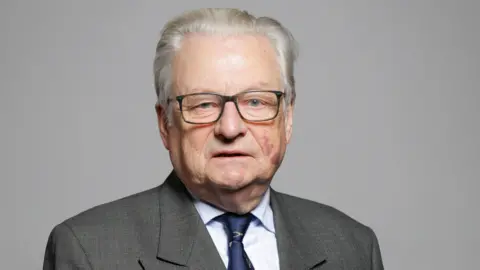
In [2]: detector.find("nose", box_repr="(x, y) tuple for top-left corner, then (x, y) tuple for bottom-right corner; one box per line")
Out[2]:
(214, 102), (247, 141)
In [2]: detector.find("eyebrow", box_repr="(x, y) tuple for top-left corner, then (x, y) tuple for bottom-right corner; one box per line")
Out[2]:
(183, 81), (279, 94)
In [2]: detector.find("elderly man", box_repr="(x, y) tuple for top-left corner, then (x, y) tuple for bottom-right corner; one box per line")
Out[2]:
(43, 8), (384, 270)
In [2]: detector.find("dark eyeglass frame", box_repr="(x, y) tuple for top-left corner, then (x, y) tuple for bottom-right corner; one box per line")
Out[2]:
(169, 90), (284, 124)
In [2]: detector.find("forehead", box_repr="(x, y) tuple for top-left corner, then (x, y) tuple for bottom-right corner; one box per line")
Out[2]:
(172, 34), (282, 95)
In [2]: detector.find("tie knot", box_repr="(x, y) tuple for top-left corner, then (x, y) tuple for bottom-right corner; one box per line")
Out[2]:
(216, 212), (253, 242)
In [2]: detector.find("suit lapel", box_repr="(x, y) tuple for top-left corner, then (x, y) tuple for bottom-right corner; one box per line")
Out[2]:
(270, 189), (327, 269)
(139, 171), (225, 270)
(137, 172), (330, 269)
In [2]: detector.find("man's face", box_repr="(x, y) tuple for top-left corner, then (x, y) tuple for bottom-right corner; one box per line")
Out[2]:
(157, 34), (293, 212)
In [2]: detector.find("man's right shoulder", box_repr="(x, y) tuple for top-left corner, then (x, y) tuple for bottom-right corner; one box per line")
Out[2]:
(59, 185), (162, 231)
(43, 185), (166, 269)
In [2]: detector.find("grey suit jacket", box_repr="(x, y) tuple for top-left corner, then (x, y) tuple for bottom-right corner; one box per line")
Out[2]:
(43, 171), (384, 269)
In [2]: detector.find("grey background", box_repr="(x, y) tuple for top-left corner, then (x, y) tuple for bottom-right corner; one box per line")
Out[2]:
(1, 0), (479, 269)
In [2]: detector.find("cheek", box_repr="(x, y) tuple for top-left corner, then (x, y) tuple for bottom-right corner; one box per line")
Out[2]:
(270, 150), (283, 166)
(260, 130), (274, 156)
(182, 127), (213, 159)
(259, 129), (283, 165)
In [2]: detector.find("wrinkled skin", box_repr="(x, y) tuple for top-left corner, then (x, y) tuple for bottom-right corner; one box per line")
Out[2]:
(156, 34), (294, 214)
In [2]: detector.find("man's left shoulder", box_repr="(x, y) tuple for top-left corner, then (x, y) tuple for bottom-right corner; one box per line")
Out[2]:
(272, 191), (384, 268)
(273, 190), (376, 237)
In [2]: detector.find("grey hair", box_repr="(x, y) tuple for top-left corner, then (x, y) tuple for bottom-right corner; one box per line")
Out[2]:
(153, 8), (299, 121)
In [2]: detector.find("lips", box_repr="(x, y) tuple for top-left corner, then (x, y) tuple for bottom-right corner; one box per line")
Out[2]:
(212, 150), (249, 158)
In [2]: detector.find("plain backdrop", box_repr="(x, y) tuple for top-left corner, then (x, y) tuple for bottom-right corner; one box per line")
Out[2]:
(1, 1), (479, 269)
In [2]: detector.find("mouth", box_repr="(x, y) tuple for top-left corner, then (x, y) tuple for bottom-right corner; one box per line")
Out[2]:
(212, 151), (250, 158)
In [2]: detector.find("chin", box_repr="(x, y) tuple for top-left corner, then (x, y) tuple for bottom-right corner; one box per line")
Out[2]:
(218, 183), (267, 214)
(204, 169), (272, 214)
(209, 170), (252, 190)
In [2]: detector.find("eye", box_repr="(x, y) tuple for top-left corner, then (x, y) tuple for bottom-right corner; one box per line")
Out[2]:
(197, 102), (214, 109)
(247, 99), (262, 107)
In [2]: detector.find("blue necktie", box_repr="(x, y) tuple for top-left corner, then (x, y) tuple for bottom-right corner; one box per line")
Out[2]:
(216, 213), (255, 270)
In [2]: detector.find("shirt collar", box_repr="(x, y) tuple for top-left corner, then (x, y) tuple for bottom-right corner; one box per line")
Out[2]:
(192, 188), (275, 233)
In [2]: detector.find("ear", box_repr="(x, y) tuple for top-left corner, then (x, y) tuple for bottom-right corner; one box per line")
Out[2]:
(285, 104), (294, 144)
(155, 104), (170, 151)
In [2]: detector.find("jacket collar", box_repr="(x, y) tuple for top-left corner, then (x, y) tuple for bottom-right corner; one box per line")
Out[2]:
(139, 171), (328, 269)
(270, 189), (328, 269)
(156, 171), (225, 269)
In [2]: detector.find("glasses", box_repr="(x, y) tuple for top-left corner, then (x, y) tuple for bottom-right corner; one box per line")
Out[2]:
(171, 90), (284, 124)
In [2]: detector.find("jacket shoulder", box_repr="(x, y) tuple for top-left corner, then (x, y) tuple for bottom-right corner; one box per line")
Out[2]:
(273, 191), (384, 269)
(45, 185), (162, 268)
(274, 191), (374, 236)
(62, 185), (161, 229)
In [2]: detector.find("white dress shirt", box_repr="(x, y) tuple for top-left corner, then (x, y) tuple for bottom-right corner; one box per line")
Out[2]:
(193, 188), (280, 270)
